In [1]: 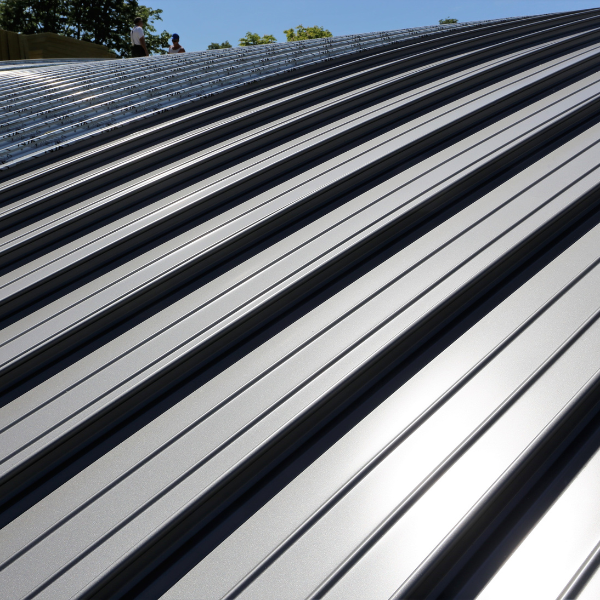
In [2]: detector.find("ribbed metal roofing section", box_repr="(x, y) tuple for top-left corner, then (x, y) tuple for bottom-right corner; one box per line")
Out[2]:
(0, 17), (524, 169)
(2, 8), (600, 598)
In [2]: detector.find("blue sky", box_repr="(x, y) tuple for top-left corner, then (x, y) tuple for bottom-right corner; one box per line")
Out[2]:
(155, 1), (600, 52)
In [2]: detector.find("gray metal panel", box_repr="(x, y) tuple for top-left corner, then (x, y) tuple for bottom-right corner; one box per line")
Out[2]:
(2, 9), (600, 599)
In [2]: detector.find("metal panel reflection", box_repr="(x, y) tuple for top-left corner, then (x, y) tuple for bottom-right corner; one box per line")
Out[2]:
(2, 8), (600, 599)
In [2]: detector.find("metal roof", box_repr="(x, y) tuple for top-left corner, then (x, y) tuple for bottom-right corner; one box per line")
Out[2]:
(1, 8), (600, 599)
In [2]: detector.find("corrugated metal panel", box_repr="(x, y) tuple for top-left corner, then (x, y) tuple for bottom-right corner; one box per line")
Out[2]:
(0, 58), (114, 72)
(0, 18), (523, 169)
(1, 9), (600, 599)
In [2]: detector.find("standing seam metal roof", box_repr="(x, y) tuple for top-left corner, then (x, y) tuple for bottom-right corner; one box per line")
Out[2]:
(2, 8), (600, 599)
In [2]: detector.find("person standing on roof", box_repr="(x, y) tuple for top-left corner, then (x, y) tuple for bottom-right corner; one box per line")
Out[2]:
(131, 17), (149, 57)
(168, 33), (186, 54)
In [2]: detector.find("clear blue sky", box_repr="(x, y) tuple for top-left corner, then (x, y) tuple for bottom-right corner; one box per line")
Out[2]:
(155, 1), (600, 52)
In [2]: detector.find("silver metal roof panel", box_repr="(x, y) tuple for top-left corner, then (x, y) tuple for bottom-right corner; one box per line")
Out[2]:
(2, 9), (600, 599)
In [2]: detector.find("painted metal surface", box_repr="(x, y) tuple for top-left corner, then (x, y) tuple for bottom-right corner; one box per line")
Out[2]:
(1, 9), (600, 599)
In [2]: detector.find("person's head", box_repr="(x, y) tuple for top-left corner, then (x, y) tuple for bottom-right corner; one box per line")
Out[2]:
(134, 17), (143, 27)
(172, 33), (180, 44)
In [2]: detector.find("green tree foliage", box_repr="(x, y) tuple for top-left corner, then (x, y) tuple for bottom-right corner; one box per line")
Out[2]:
(283, 24), (332, 42)
(207, 40), (232, 49)
(66, 1), (139, 52)
(0, 0), (170, 56)
(439, 17), (459, 24)
(0, 0), (67, 34)
(238, 31), (276, 46)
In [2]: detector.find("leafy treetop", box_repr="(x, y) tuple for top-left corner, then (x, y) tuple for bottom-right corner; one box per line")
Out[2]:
(284, 24), (332, 41)
(207, 40), (232, 49)
(238, 31), (277, 45)
(0, 0), (170, 56)
(439, 17), (459, 24)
